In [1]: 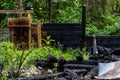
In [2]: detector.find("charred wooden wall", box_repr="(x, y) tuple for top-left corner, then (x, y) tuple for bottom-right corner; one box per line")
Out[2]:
(42, 23), (84, 48)
(86, 36), (120, 48)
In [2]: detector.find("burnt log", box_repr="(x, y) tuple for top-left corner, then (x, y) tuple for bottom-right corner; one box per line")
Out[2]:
(36, 60), (54, 69)
(75, 55), (83, 62)
(46, 54), (58, 63)
(82, 60), (98, 65)
(70, 69), (87, 74)
(64, 64), (94, 70)
(84, 66), (98, 79)
(36, 54), (57, 69)
(110, 48), (120, 55)
(57, 56), (66, 72)
(64, 69), (81, 80)
(97, 46), (111, 54)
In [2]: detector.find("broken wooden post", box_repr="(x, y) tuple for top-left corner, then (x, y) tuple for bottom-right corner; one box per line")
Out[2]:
(93, 35), (98, 55)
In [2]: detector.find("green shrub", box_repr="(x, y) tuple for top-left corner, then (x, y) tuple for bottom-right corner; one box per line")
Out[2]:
(0, 42), (33, 78)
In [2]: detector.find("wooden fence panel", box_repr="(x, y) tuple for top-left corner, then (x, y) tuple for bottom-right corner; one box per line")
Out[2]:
(42, 23), (84, 49)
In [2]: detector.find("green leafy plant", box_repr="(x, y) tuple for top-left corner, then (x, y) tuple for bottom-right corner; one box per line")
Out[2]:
(42, 36), (55, 46)
(0, 42), (33, 78)
(80, 48), (89, 60)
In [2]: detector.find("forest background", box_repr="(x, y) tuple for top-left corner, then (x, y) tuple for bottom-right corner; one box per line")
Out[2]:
(0, 0), (120, 35)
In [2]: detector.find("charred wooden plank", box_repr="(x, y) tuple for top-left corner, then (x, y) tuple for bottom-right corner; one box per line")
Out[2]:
(70, 69), (87, 74)
(64, 64), (95, 70)
(66, 60), (98, 65)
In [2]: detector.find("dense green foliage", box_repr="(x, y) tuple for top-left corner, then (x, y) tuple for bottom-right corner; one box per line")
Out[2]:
(86, 0), (120, 35)
(0, 0), (120, 35)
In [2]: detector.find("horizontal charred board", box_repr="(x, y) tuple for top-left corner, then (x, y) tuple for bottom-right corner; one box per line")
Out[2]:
(64, 64), (95, 70)
(42, 23), (82, 30)
(66, 60), (98, 65)
(42, 23), (84, 48)
(43, 31), (82, 36)
(69, 69), (87, 74)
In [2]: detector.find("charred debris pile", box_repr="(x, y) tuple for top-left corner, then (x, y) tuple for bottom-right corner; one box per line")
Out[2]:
(8, 45), (120, 80)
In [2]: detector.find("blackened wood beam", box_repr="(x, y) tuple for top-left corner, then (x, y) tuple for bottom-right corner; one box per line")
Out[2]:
(81, 6), (86, 48)
(64, 64), (94, 70)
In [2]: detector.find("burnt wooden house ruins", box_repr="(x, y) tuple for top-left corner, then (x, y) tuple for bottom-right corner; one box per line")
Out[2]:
(1, 0), (120, 80)
(6, 6), (120, 80)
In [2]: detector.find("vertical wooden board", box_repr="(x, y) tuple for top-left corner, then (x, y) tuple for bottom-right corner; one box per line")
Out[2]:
(29, 27), (31, 48)
(37, 21), (42, 47)
(28, 14), (32, 25)
(31, 21), (42, 48)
